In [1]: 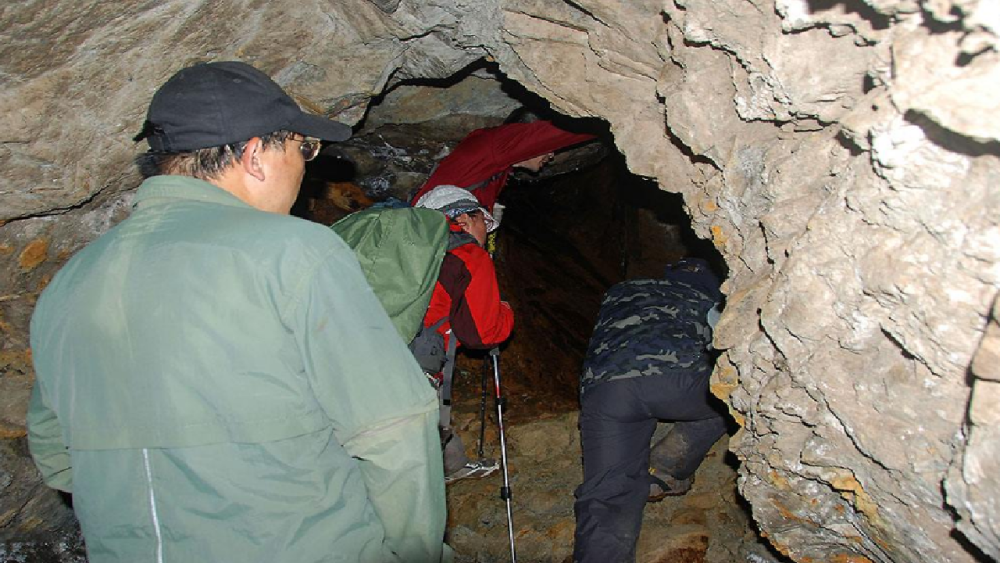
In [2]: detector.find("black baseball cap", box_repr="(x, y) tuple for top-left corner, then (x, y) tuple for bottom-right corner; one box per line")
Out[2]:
(134, 61), (352, 152)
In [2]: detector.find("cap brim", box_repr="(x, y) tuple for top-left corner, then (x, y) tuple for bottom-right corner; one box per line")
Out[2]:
(481, 208), (499, 232)
(289, 112), (352, 142)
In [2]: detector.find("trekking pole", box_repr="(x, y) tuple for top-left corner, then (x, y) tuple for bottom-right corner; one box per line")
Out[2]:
(489, 347), (517, 562)
(477, 356), (489, 459)
(481, 228), (498, 460)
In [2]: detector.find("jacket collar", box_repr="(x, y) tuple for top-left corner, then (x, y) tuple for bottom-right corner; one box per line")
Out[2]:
(133, 175), (252, 210)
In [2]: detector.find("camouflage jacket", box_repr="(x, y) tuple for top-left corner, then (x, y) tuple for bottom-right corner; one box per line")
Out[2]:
(580, 278), (719, 395)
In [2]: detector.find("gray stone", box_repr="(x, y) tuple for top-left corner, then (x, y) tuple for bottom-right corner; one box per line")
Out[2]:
(946, 295), (1000, 559)
(0, 0), (997, 561)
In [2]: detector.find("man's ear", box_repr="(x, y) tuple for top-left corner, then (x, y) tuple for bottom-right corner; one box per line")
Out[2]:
(241, 137), (266, 182)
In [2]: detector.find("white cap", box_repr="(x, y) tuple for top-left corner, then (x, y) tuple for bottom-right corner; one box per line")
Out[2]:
(414, 185), (499, 232)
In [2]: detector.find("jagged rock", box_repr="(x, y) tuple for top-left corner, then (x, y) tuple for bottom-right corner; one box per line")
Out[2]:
(0, 438), (84, 562)
(947, 295), (1000, 560)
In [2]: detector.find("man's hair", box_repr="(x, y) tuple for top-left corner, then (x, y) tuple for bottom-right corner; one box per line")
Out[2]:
(503, 107), (542, 125)
(136, 129), (295, 180)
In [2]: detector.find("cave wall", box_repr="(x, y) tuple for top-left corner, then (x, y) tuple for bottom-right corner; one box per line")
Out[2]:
(1, 1), (998, 561)
(493, 2), (999, 560)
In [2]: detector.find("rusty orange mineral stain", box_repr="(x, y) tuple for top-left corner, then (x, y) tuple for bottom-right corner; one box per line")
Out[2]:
(767, 537), (794, 559)
(830, 473), (880, 523)
(768, 470), (792, 490)
(710, 225), (727, 247)
(0, 422), (28, 439)
(772, 498), (820, 527)
(831, 554), (874, 563)
(710, 361), (740, 411)
(18, 238), (49, 271)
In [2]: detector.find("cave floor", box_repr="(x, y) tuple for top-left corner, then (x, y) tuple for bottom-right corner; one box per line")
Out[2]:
(443, 367), (783, 563)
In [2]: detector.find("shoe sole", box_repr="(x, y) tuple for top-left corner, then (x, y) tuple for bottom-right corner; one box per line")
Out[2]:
(445, 467), (499, 485)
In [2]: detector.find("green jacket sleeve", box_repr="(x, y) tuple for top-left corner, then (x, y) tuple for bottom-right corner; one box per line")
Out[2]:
(343, 410), (451, 563)
(26, 380), (73, 493)
(293, 241), (448, 562)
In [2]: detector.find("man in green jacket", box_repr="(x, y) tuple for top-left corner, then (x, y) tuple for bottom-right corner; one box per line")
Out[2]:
(27, 61), (449, 563)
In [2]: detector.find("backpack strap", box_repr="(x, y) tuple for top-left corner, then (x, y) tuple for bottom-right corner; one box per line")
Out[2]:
(438, 326), (460, 428)
(463, 172), (503, 194)
(424, 316), (448, 333)
(422, 165), (501, 196)
(438, 231), (485, 427)
(435, 235), (474, 428)
(447, 230), (477, 251)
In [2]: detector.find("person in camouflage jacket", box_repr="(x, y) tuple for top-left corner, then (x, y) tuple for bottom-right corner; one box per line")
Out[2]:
(573, 258), (726, 563)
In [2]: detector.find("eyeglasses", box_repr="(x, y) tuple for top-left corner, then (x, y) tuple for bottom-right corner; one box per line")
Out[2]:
(289, 135), (321, 162)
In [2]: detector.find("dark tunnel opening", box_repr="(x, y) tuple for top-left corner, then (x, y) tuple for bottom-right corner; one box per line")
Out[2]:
(487, 153), (727, 414)
(294, 138), (727, 418)
(287, 128), (771, 562)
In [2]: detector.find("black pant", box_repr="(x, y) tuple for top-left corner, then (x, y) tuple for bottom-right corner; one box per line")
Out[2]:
(573, 372), (727, 563)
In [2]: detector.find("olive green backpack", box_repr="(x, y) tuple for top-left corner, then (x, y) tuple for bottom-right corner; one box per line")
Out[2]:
(334, 206), (477, 424)
(332, 207), (450, 344)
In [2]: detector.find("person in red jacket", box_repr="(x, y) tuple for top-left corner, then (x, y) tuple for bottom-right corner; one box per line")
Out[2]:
(411, 119), (595, 215)
(415, 185), (515, 482)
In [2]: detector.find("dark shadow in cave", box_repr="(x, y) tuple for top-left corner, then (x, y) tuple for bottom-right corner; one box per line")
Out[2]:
(904, 109), (1000, 158)
(291, 146), (360, 221)
(802, 0), (892, 30)
(455, 149), (727, 415)
(356, 58), (495, 132)
(295, 126), (728, 419)
(949, 528), (994, 563)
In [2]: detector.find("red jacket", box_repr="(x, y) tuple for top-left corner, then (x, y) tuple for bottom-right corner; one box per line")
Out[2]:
(412, 121), (595, 211)
(423, 227), (513, 350)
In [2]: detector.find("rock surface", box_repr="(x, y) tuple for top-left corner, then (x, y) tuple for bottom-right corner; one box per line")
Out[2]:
(1, 1), (998, 561)
(443, 385), (782, 563)
(948, 294), (1000, 561)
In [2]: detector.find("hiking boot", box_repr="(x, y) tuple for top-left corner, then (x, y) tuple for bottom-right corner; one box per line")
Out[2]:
(648, 473), (692, 502)
(445, 459), (499, 484)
